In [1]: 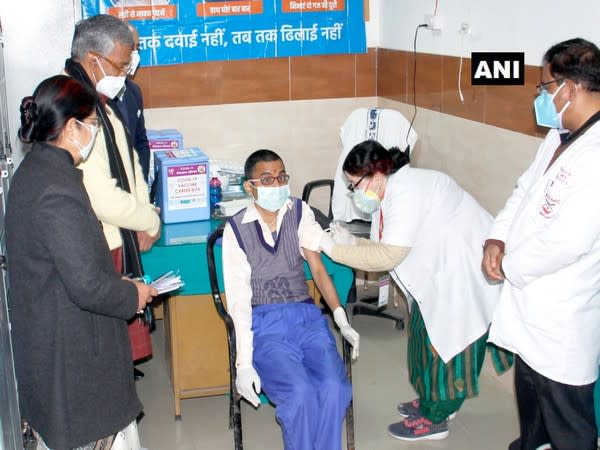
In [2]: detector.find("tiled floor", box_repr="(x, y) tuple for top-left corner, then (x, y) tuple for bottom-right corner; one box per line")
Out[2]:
(136, 303), (521, 450)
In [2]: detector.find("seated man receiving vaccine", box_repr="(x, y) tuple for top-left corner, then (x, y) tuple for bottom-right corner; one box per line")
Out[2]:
(222, 149), (359, 450)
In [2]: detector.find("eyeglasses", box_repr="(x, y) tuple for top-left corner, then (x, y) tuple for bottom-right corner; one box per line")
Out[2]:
(346, 174), (367, 193)
(93, 52), (131, 75)
(247, 174), (290, 186)
(536, 78), (564, 95)
(84, 117), (101, 127)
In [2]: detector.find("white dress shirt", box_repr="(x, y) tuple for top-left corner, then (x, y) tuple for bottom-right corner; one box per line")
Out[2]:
(222, 198), (324, 367)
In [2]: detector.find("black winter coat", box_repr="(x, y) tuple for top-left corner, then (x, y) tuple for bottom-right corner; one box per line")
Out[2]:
(6, 143), (142, 450)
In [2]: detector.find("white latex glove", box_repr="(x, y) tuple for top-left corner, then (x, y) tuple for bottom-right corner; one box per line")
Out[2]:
(329, 221), (356, 246)
(236, 365), (262, 407)
(333, 307), (360, 359)
(319, 230), (334, 255)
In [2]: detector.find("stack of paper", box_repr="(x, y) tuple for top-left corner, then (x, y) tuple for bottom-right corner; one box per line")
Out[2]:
(149, 271), (185, 295)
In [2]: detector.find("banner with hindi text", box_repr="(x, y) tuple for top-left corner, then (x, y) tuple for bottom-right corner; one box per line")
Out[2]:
(81, 0), (366, 66)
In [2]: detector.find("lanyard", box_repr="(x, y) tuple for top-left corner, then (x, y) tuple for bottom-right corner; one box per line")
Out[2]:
(545, 110), (600, 173)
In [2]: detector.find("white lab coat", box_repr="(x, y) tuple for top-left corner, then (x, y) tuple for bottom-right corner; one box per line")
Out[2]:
(373, 165), (500, 362)
(488, 124), (600, 385)
(332, 108), (418, 222)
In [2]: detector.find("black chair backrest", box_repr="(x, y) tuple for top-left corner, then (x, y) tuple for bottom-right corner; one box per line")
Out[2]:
(206, 223), (244, 449)
(207, 223), (238, 364)
(207, 223), (227, 319)
(301, 179), (334, 229)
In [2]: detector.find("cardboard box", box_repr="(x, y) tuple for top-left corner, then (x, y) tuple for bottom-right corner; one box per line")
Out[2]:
(147, 129), (184, 188)
(154, 148), (210, 223)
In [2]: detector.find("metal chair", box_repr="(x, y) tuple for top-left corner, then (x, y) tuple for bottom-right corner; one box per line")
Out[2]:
(206, 223), (355, 450)
(301, 179), (334, 229)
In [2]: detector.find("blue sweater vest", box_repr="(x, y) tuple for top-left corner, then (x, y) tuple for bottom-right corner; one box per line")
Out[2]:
(227, 198), (311, 306)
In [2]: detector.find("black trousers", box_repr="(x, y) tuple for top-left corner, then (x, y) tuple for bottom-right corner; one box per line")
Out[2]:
(508, 355), (597, 450)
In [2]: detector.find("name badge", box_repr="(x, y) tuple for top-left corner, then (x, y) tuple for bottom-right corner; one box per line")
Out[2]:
(378, 274), (390, 307)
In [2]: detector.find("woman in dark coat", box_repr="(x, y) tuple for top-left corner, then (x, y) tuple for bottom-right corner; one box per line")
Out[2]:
(6, 75), (157, 450)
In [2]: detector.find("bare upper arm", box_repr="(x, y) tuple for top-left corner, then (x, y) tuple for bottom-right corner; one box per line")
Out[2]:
(303, 247), (325, 276)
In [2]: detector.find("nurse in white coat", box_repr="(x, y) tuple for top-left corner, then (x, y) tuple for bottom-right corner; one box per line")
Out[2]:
(482, 37), (600, 450)
(332, 107), (418, 223)
(320, 140), (501, 442)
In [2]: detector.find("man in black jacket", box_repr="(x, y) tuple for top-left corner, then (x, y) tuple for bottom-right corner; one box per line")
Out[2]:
(116, 22), (151, 183)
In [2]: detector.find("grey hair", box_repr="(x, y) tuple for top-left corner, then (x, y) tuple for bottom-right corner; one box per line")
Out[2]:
(71, 14), (133, 60)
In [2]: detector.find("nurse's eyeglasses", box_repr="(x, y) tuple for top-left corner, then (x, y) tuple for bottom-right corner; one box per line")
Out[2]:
(346, 174), (367, 193)
(536, 78), (564, 94)
(247, 174), (290, 185)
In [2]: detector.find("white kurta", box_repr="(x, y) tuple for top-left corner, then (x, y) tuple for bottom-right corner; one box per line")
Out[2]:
(488, 124), (600, 385)
(332, 108), (418, 222)
(373, 165), (500, 362)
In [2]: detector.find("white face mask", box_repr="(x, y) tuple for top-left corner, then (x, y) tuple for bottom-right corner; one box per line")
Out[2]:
(127, 50), (140, 76)
(352, 188), (381, 214)
(254, 185), (290, 212)
(93, 56), (127, 99)
(71, 120), (98, 161)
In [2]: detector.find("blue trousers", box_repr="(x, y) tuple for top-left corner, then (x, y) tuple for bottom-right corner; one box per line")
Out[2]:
(252, 302), (352, 450)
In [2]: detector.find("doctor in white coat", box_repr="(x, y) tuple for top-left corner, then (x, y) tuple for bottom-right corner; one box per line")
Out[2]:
(483, 37), (600, 450)
(320, 139), (500, 442)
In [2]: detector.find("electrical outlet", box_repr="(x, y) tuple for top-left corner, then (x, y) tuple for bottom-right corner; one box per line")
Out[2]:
(425, 14), (444, 31)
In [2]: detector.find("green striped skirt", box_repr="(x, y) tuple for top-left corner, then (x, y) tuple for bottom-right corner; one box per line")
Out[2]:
(407, 301), (490, 423)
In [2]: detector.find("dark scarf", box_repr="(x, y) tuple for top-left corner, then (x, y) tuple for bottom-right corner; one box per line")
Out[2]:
(558, 110), (600, 145)
(65, 58), (144, 278)
(546, 110), (600, 173)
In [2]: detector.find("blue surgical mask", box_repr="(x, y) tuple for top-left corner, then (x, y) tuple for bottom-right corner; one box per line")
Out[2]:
(352, 188), (381, 214)
(534, 82), (570, 129)
(255, 185), (290, 212)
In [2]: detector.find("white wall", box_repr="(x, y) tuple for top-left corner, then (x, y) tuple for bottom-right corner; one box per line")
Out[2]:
(379, 99), (541, 215)
(2, 0), (600, 163)
(145, 97), (378, 212)
(379, 0), (600, 65)
(0, 1), (380, 166)
(364, 0), (380, 47)
(0, 0), (81, 166)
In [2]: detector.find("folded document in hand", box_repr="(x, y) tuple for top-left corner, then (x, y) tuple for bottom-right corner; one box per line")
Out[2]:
(149, 271), (185, 295)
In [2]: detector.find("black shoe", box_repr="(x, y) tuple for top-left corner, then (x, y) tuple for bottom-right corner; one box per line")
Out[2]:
(388, 417), (449, 441)
(134, 368), (144, 380)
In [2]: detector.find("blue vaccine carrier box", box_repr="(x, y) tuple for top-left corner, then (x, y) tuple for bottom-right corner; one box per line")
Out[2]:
(154, 148), (210, 224)
(147, 129), (184, 189)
